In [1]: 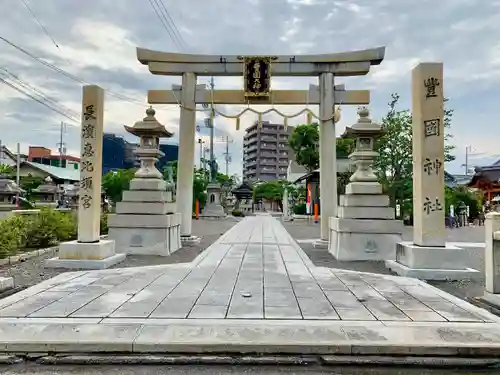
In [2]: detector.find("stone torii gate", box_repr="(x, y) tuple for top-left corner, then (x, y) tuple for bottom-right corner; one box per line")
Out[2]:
(137, 47), (385, 244)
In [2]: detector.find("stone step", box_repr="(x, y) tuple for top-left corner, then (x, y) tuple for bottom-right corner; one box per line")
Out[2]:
(116, 201), (176, 215)
(340, 194), (390, 207)
(329, 217), (403, 233)
(122, 190), (169, 202)
(345, 182), (382, 195)
(130, 178), (167, 191)
(337, 206), (395, 220)
(108, 213), (181, 228)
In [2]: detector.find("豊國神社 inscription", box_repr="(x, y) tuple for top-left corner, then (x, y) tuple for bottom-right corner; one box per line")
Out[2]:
(411, 63), (445, 247)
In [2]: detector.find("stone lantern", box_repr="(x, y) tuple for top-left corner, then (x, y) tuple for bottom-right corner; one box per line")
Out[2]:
(124, 106), (172, 180)
(108, 107), (182, 256)
(342, 106), (383, 184)
(329, 106), (403, 262)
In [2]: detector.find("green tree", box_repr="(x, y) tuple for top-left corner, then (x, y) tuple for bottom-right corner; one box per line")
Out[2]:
(0, 164), (14, 175)
(288, 123), (320, 171)
(375, 93), (455, 213)
(253, 180), (286, 211)
(102, 169), (136, 204)
(288, 124), (355, 171)
(19, 175), (43, 201)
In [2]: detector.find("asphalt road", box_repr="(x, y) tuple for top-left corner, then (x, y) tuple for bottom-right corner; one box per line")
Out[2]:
(1, 365), (499, 375)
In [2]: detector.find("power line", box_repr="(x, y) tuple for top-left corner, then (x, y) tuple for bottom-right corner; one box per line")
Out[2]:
(0, 77), (78, 123)
(147, 0), (183, 51)
(0, 68), (80, 119)
(19, 0), (72, 66)
(0, 36), (158, 108)
(154, 0), (189, 50)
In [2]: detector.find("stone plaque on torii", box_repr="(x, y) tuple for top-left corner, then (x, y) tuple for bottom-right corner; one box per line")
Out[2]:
(137, 47), (385, 245)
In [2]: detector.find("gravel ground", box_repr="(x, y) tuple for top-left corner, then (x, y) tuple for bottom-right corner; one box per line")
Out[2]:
(282, 221), (486, 301)
(0, 219), (238, 290)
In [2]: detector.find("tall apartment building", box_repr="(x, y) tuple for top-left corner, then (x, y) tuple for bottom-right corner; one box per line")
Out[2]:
(243, 121), (294, 182)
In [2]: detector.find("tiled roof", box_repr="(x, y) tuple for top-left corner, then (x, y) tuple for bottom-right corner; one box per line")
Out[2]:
(22, 161), (79, 181)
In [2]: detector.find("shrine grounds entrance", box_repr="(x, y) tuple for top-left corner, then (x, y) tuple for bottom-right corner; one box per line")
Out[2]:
(136, 47), (385, 245)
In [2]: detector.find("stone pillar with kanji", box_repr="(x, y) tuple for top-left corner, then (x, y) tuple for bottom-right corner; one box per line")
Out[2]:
(46, 85), (126, 269)
(386, 63), (480, 280)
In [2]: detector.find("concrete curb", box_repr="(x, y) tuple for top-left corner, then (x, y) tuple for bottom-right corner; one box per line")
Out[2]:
(35, 354), (318, 366)
(1, 354), (499, 368)
(0, 235), (108, 268)
(0, 247), (58, 267)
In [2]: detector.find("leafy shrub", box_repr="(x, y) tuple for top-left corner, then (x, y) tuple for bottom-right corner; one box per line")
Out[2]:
(0, 215), (28, 259)
(24, 208), (76, 249)
(293, 203), (307, 215)
(231, 209), (245, 217)
(100, 214), (108, 235)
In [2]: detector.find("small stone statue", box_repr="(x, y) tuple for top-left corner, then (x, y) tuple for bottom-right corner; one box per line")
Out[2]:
(166, 165), (174, 184)
(209, 159), (218, 182)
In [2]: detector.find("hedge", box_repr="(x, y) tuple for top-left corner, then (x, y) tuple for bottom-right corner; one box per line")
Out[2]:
(0, 208), (108, 259)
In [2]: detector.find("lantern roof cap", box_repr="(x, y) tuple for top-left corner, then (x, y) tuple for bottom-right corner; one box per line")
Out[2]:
(124, 106), (174, 138)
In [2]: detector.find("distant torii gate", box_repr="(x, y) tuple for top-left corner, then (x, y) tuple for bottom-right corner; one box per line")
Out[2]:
(137, 47), (385, 244)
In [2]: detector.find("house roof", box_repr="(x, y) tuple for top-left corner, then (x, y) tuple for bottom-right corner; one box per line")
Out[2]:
(0, 176), (24, 194)
(232, 181), (253, 198)
(22, 161), (80, 181)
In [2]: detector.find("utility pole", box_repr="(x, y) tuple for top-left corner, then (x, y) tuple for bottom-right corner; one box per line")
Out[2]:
(464, 145), (473, 175)
(207, 76), (215, 182)
(222, 136), (234, 175)
(57, 121), (66, 168)
(197, 138), (204, 170)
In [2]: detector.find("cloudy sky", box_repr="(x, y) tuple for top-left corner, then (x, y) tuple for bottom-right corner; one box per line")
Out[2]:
(0, 0), (498, 176)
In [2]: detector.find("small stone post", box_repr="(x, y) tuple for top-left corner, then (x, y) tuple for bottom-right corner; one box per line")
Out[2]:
(485, 212), (500, 294)
(46, 85), (125, 269)
(283, 187), (290, 221)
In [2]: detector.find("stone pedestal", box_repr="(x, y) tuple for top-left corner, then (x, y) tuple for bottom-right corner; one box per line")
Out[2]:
(108, 178), (182, 257)
(46, 240), (125, 269)
(200, 182), (226, 219)
(45, 85), (124, 270)
(329, 182), (403, 261)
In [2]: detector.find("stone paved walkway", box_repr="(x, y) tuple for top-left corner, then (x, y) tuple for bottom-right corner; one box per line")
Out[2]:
(0, 216), (500, 355)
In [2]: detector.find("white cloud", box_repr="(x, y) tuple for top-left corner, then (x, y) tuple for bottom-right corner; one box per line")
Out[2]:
(0, 0), (498, 177)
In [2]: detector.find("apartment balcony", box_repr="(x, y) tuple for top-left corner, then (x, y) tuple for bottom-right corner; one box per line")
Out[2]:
(245, 137), (258, 146)
(260, 152), (278, 158)
(244, 160), (257, 168)
(260, 126), (280, 135)
(260, 143), (276, 150)
(261, 136), (278, 142)
(260, 158), (277, 166)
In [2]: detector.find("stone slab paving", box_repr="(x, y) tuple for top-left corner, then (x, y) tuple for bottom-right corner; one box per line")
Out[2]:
(0, 216), (500, 355)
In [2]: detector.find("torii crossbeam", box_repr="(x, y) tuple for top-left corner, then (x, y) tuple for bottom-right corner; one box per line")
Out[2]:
(148, 84), (370, 106)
